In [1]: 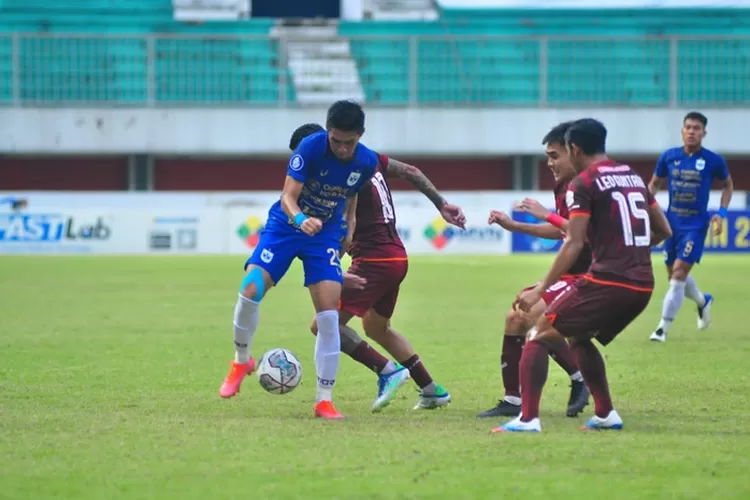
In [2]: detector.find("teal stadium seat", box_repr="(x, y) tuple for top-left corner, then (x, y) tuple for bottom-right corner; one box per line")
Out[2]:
(341, 8), (750, 106)
(349, 38), (410, 104)
(0, 36), (11, 103)
(678, 39), (750, 105)
(546, 39), (669, 105)
(0, 0), (278, 105)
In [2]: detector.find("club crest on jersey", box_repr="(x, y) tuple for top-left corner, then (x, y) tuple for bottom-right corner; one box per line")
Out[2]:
(695, 158), (706, 171)
(289, 154), (304, 172)
(346, 171), (361, 186)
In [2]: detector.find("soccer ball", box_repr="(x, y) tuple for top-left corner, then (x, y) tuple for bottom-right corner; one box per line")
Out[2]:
(256, 348), (302, 394)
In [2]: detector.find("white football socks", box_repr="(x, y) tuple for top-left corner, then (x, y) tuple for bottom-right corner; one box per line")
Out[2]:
(658, 279), (686, 333)
(233, 294), (259, 364)
(314, 310), (341, 403)
(684, 274), (706, 307)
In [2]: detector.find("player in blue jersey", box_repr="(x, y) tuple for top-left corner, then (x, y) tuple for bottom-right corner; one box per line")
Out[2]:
(648, 112), (733, 342)
(291, 123), (464, 413)
(218, 100), (379, 420)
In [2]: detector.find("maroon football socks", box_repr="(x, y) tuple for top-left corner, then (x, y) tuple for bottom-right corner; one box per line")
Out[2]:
(572, 340), (613, 418)
(519, 340), (549, 422)
(349, 341), (389, 374)
(501, 335), (525, 398)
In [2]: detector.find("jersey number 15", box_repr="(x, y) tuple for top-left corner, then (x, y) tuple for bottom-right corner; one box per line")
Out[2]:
(612, 191), (651, 247)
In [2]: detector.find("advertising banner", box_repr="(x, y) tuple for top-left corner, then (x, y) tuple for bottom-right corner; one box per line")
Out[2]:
(0, 210), (125, 254)
(1, 192), (745, 256)
(225, 208), (511, 256)
(399, 209), (510, 255)
(511, 210), (750, 255)
(0, 209), (224, 254)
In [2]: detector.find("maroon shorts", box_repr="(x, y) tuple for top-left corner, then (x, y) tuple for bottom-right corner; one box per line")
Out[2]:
(519, 275), (581, 306)
(340, 258), (409, 319)
(544, 276), (653, 346)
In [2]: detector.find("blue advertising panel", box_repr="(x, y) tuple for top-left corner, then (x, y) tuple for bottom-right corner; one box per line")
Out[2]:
(511, 210), (750, 254)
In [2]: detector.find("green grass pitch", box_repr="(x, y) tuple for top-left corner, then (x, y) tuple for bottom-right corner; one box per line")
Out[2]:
(1, 255), (749, 499)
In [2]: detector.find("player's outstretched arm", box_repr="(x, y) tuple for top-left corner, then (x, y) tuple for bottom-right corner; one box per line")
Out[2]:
(385, 158), (466, 228)
(516, 197), (569, 233)
(384, 158), (446, 209)
(488, 210), (563, 239)
(648, 202), (672, 246)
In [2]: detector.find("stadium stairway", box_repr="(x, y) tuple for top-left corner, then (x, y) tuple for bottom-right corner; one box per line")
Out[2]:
(367, 0), (438, 21)
(276, 23), (365, 105)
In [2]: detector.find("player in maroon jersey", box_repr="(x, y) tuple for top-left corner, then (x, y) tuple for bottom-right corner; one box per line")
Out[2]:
(478, 121), (591, 419)
(290, 124), (467, 411)
(493, 118), (672, 433)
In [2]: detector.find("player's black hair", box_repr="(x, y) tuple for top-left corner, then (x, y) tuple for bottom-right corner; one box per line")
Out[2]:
(564, 118), (607, 155)
(542, 121), (575, 146)
(683, 111), (708, 128)
(289, 123), (324, 151)
(326, 100), (365, 134)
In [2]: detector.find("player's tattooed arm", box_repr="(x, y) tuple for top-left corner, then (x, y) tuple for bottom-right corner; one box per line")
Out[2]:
(648, 174), (665, 196)
(384, 158), (446, 209)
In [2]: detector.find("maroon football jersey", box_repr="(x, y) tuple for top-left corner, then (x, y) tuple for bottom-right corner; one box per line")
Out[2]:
(567, 159), (656, 287)
(347, 154), (407, 260)
(553, 182), (593, 275)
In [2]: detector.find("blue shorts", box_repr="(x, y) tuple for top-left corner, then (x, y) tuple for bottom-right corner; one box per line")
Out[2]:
(244, 227), (343, 287)
(663, 228), (707, 266)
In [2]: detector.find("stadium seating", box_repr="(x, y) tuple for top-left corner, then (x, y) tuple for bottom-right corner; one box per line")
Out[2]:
(341, 8), (750, 106)
(0, 1), (748, 105)
(0, 0), (280, 104)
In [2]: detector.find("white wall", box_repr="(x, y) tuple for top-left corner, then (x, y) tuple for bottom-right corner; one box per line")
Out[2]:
(1, 109), (748, 155)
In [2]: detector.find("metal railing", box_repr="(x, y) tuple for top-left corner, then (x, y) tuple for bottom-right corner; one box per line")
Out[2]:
(0, 33), (748, 107)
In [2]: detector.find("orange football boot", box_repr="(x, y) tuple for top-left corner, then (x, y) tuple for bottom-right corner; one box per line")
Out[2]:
(314, 400), (344, 420)
(219, 358), (256, 398)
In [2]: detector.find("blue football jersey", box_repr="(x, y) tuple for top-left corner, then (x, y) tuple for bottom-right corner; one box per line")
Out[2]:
(266, 130), (378, 234)
(655, 147), (729, 230)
